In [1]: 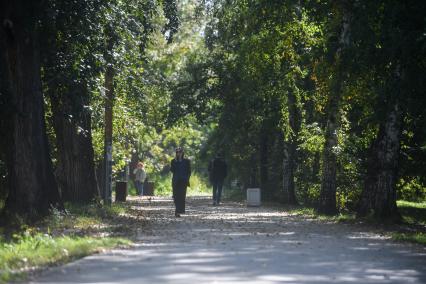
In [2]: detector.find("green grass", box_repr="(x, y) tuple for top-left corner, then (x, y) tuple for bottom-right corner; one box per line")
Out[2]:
(0, 202), (134, 283)
(391, 200), (426, 246)
(285, 206), (316, 216)
(392, 232), (426, 245)
(40, 203), (128, 233)
(292, 208), (355, 222)
(268, 200), (426, 246)
(293, 200), (426, 246)
(397, 200), (426, 225)
(279, 200), (426, 226)
(0, 233), (130, 283)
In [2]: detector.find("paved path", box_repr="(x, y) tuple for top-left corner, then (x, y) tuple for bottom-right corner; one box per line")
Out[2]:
(30, 196), (426, 284)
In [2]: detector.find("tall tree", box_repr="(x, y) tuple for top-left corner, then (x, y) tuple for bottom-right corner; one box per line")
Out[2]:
(318, 2), (352, 215)
(97, 0), (180, 203)
(357, 1), (426, 219)
(282, 78), (302, 205)
(0, 0), (62, 220)
(172, 0), (324, 202)
(42, 0), (102, 203)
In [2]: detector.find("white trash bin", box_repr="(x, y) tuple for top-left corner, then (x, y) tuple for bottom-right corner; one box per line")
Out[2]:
(247, 188), (261, 207)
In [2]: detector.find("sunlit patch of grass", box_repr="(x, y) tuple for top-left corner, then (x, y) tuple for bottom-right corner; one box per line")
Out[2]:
(0, 233), (130, 283)
(392, 232), (426, 245)
(397, 200), (426, 225)
(286, 206), (316, 216)
(334, 213), (356, 223)
(392, 201), (426, 246)
(40, 203), (128, 233)
(397, 200), (426, 208)
(284, 206), (355, 222)
(73, 216), (101, 229)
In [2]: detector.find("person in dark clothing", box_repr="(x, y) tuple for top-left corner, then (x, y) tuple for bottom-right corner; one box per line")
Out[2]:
(208, 153), (227, 205)
(170, 147), (191, 217)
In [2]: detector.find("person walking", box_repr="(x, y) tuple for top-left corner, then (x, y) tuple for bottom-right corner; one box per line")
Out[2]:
(133, 162), (146, 196)
(170, 147), (191, 217)
(208, 152), (227, 205)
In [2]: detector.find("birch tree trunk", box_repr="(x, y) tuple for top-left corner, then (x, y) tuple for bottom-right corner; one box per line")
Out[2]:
(318, 7), (351, 215)
(282, 86), (300, 205)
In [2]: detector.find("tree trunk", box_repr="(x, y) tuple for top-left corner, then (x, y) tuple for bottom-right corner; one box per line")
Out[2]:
(312, 152), (321, 183)
(318, 105), (339, 214)
(0, 0), (62, 220)
(282, 86), (300, 205)
(260, 132), (268, 189)
(282, 141), (297, 204)
(103, 64), (114, 204)
(50, 92), (99, 203)
(357, 100), (402, 219)
(249, 153), (258, 188)
(318, 7), (351, 215)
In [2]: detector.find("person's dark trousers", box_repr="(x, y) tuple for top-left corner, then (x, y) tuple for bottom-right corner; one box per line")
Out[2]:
(172, 180), (187, 214)
(135, 180), (143, 195)
(212, 179), (224, 204)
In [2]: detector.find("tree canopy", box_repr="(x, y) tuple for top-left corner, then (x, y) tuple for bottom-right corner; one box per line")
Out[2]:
(0, 0), (425, 221)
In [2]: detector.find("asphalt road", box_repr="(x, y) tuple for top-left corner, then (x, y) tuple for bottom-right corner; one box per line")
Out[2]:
(29, 196), (426, 284)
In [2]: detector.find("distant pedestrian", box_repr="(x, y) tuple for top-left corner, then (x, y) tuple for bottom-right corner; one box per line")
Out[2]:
(208, 152), (227, 205)
(133, 162), (146, 196)
(170, 147), (191, 217)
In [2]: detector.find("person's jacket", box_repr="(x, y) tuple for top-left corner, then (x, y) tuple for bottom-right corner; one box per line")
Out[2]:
(208, 157), (227, 182)
(133, 168), (146, 182)
(171, 156), (191, 184)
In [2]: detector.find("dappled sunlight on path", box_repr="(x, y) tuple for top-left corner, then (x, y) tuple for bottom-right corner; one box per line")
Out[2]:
(30, 196), (426, 284)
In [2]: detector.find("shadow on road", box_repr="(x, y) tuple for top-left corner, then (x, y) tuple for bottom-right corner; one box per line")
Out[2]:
(31, 196), (426, 284)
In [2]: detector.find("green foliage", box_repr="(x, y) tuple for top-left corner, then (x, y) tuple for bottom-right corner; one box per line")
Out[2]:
(2, 0), (425, 221)
(149, 172), (211, 196)
(150, 174), (171, 196)
(397, 178), (426, 202)
(88, 0), (212, 180)
(298, 123), (324, 154)
(187, 173), (211, 196)
(170, 0), (426, 216)
(188, 0), (331, 197)
(305, 184), (321, 205)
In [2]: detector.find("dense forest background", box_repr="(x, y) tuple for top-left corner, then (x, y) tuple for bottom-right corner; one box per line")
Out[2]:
(0, 0), (425, 222)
